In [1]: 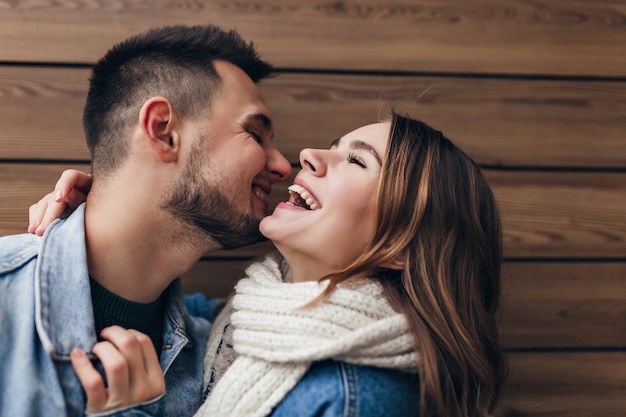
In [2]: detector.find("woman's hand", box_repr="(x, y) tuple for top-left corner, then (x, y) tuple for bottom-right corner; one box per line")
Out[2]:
(28, 169), (92, 235)
(70, 326), (165, 413)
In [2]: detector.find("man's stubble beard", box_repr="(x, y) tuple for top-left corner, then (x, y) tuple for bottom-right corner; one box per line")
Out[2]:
(161, 139), (266, 250)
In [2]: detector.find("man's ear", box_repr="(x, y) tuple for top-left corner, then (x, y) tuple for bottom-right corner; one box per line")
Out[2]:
(139, 97), (180, 163)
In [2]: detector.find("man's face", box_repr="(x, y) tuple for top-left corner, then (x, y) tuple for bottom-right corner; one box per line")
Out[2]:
(162, 61), (292, 250)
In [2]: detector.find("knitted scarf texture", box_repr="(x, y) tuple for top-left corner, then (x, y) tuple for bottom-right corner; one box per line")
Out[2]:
(194, 253), (419, 417)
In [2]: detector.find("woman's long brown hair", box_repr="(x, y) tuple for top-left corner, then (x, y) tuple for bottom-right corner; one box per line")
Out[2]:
(319, 113), (507, 417)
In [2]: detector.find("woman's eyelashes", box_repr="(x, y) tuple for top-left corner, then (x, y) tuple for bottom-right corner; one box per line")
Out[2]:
(347, 153), (367, 168)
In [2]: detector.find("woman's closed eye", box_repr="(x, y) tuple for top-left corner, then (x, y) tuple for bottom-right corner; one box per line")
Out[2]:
(347, 153), (367, 168)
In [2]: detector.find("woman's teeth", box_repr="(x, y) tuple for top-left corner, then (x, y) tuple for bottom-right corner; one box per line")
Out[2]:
(287, 184), (319, 210)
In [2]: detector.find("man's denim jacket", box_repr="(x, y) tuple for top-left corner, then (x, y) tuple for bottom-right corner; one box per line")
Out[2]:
(0, 204), (210, 416)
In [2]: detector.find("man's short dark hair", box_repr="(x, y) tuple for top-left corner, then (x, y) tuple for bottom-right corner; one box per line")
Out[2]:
(83, 24), (274, 176)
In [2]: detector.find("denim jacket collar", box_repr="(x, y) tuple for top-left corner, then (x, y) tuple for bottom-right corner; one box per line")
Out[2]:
(35, 204), (192, 360)
(36, 204), (95, 358)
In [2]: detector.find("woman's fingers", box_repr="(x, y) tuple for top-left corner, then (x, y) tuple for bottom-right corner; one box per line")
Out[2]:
(28, 193), (52, 234)
(56, 169), (92, 202)
(70, 348), (109, 412)
(71, 326), (165, 413)
(27, 169), (92, 235)
(91, 338), (131, 409)
(99, 327), (165, 404)
(125, 329), (165, 394)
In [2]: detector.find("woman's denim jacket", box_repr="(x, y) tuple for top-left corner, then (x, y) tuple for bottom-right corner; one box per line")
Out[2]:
(0, 204), (210, 416)
(270, 359), (420, 417)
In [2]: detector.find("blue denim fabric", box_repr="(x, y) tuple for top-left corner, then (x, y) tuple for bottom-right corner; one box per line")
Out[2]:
(270, 360), (420, 417)
(0, 204), (211, 416)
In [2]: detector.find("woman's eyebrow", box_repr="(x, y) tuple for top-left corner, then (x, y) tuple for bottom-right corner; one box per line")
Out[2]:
(329, 137), (382, 165)
(351, 140), (382, 166)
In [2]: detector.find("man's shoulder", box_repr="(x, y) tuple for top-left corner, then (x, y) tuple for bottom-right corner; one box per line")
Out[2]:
(0, 233), (41, 273)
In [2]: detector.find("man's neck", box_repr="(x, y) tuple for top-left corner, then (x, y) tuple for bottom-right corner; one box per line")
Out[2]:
(83, 192), (218, 303)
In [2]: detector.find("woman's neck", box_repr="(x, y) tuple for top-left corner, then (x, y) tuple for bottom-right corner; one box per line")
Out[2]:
(278, 249), (332, 283)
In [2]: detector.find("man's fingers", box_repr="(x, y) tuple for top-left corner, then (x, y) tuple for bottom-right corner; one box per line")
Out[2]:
(70, 348), (108, 412)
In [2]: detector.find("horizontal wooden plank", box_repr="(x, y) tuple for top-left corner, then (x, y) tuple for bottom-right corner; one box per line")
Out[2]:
(0, 67), (89, 160)
(495, 352), (626, 417)
(0, 1), (624, 76)
(500, 262), (626, 348)
(181, 259), (253, 299)
(264, 74), (626, 168)
(2, 165), (626, 259)
(487, 170), (626, 258)
(2, 67), (625, 168)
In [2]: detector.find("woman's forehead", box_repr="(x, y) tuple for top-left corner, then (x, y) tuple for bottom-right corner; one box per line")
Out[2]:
(340, 122), (391, 151)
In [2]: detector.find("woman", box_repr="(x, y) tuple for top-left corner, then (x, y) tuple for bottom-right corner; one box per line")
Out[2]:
(31, 113), (507, 417)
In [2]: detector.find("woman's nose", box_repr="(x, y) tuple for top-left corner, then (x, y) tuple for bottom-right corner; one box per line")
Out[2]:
(299, 148), (326, 176)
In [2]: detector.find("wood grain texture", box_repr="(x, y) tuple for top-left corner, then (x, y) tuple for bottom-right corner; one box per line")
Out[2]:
(0, 67), (89, 160)
(2, 67), (625, 167)
(501, 262), (626, 348)
(487, 170), (626, 258)
(0, 1), (624, 76)
(496, 352), (626, 417)
(262, 74), (626, 168)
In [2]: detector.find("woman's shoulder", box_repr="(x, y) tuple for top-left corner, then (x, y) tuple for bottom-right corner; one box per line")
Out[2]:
(270, 360), (420, 417)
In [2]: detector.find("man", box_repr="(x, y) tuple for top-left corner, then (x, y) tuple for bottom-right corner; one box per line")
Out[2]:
(0, 24), (291, 416)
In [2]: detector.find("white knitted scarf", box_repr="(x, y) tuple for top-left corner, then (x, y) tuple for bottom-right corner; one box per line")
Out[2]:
(194, 254), (419, 417)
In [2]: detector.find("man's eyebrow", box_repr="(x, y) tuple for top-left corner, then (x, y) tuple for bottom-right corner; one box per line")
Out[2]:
(243, 113), (274, 140)
(330, 137), (382, 166)
(247, 113), (272, 129)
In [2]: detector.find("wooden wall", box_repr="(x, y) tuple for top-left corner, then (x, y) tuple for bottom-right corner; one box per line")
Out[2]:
(1, 1), (625, 415)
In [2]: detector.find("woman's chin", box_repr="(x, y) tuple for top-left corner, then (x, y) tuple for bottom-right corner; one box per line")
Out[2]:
(258, 215), (280, 242)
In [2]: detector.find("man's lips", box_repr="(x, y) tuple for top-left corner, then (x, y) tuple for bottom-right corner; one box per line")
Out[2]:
(251, 184), (269, 212)
(252, 185), (267, 201)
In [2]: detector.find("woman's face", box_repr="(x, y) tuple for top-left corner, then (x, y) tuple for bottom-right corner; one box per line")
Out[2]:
(260, 122), (391, 281)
